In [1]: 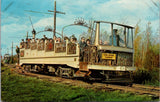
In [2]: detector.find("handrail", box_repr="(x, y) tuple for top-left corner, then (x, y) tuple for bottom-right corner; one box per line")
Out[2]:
(61, 24), (95, 40)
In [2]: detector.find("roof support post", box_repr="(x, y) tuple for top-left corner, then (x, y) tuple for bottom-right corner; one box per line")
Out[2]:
(111, 23), (113, 46)
(94, 22), (100, 46)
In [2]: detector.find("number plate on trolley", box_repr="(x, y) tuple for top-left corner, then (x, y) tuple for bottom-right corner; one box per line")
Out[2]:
(102, 53), (116, 60)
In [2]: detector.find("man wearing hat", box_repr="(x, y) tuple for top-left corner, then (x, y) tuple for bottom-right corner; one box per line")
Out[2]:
(79, 37), (87, 61)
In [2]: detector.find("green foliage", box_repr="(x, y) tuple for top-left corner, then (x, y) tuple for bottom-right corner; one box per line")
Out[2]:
(133, 68), (152, 84)
(133, 22), (159, 86)
(1, 61), (4, 67)
(134, 22), (159, 69)
(1, 67), (155, 102)
(8, 55), (18, 64)
(133, 68), (159, 86)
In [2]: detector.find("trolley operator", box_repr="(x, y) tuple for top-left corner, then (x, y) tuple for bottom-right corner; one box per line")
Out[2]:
(109, 29), (124, 46)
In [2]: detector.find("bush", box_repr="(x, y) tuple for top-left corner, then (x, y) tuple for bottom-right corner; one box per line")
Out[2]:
(9, 56), (18, 64)
(1, 62), (4, 66)
(133, 68), (159, 85)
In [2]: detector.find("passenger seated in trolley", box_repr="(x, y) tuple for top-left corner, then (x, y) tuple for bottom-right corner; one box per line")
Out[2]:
(43, 35), (48, 40)
(31, 38), (36, 43)
(48, 39), (54, 50)
(36, 38), (38, 42)
(104, 41), (109, 45)
(28, 38), (31, 43)
(86, 39), (91, 46)
(20, 39), (24, 48)
(99, 39), (103, 45)
(53, 35), (56, 41)
(56, 37), (61, 43)
(70, 37), (77, 44)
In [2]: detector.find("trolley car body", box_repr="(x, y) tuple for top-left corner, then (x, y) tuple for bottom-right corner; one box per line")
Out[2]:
(20, 21), (136, 83)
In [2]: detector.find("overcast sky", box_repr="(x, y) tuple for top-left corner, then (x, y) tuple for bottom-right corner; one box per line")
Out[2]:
(1, 0), (159, 55)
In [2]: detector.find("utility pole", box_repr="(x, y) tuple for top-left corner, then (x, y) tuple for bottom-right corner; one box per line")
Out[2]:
(54, 1), (56, 38)
(11, 41), (13, 63)
(27, 31), (28, 39)
(48, 0), (65, 38)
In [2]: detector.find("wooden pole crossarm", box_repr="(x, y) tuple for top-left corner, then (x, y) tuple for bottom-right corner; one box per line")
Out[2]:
(48, 10), (65, 14)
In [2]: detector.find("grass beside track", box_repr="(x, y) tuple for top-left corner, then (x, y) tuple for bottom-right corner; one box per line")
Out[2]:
(1, 66), (158, 102)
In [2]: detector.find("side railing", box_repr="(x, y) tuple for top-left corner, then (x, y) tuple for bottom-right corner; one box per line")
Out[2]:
(25, 42), (30, 49)
(55, 42), (66, 53)
(45, 41), (54, 51)
(37, 41), (45, 51)
(31, 42), (37, 50)
(20, 39), (80, 57)
(67, 43), (77, 54)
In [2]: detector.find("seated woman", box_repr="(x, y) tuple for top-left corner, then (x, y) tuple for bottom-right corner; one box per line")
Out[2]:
(99, 39), (103, 45)
(104, 41), (109, 45)
(48, 39), (54, 51)
(56, 37), (61, 43)
(70, 37), (77, 44)
(86, 39), (91, 46)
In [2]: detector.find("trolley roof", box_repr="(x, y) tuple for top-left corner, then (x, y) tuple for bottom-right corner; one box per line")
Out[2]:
(94, 21), (134, 29)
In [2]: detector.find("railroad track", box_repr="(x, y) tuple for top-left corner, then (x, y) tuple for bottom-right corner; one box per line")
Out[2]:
(9, 65), (160, 98)
(133, 84), (160, 91)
